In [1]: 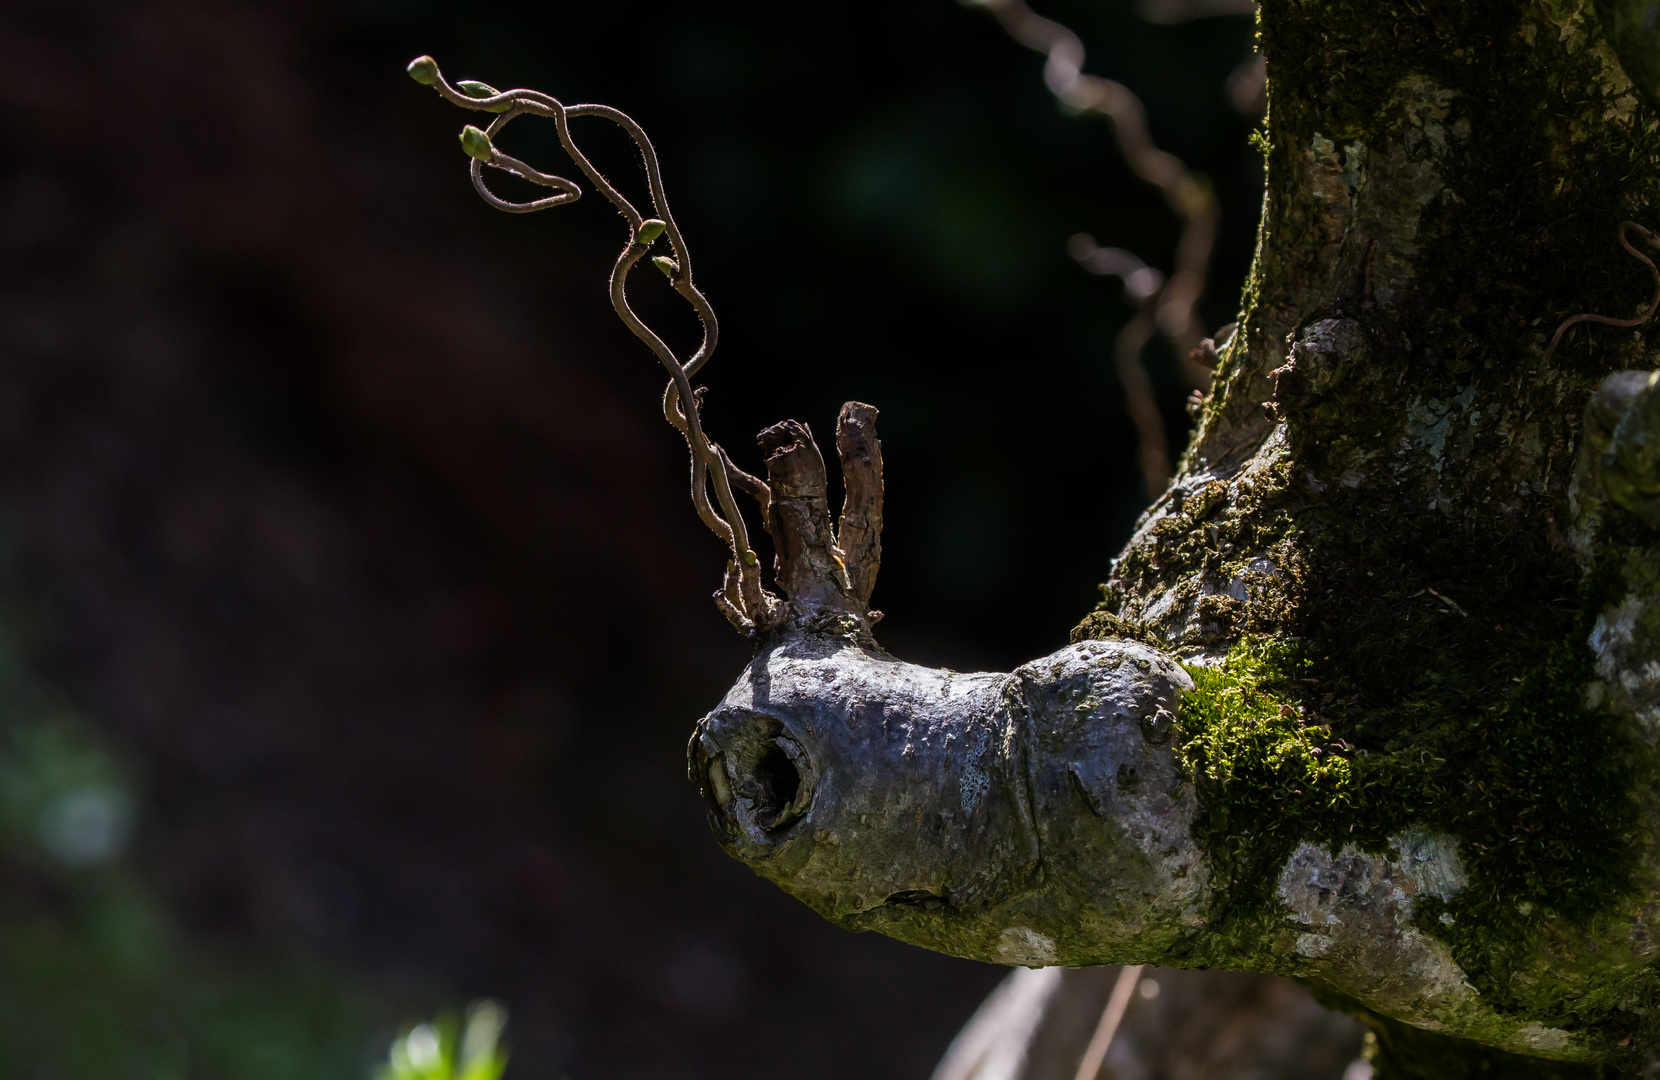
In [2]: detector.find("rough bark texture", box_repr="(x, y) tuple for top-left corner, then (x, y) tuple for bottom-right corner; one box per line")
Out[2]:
(693, 0), (1660, 1073)
(693, 637), (1204, 962)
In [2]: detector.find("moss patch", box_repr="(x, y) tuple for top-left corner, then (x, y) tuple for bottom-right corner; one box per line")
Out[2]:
(1176, 639), (1358, 888)
(1166, 583), (1644, 1038)
(1078, 0), (1660, 1058)
(1327, 1000), (1610, 1080)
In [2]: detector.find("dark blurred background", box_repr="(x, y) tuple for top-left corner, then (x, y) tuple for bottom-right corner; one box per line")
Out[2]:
(0, 1), (1260, 1077)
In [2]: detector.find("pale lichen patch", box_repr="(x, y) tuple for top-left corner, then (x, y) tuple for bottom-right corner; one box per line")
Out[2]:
(1392, 830), (1470, 900)
(1513, 1023), (1573, 1053)
(997, 925), (1057, 967)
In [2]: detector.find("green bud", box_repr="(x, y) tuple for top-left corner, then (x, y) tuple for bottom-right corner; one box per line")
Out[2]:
(457, 80), (511, 113)
(741, 550), (759, 566)
(636, 218), (667, 245)
(651, 256), (678, 277)
(407, 55), (439, 86)
(459, 125), (494, 162)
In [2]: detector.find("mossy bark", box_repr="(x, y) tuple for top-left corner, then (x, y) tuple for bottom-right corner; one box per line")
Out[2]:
(696, 1), (1660, 1073)
(1083, 0), (1660, 1071)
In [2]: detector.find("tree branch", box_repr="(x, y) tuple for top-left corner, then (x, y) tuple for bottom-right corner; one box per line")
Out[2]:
(834, 402), (883, 611)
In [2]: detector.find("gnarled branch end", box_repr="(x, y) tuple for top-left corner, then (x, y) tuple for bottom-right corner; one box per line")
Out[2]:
(744, 403), (884, 638)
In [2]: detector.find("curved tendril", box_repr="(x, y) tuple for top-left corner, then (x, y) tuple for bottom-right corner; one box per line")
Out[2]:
(971, 0), (1218, 389)
(609, 242), (754, 571)
(467, 109), (582, 212)
(415, 55), (769, 627)
(1544, 222), (1660, 363)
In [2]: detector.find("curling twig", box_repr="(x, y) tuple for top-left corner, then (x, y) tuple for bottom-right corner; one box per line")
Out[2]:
(1067, 238), (1171, 494)
(407, 56), (779, 633)
(966, 0), (1220, 385)
(966, 1), (1222, 497)
(1544, 221), (1660, 364)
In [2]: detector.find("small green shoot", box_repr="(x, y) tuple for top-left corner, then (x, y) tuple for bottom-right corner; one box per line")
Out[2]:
(378, 1001), (509, 1080)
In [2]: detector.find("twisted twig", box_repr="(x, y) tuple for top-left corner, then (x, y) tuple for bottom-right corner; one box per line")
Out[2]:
(1543, 221), (1660, 363)
(964, 0), (1222, 497)
(1066, 239), (1171, 494)
(965, 0), (1220, 378)
(407, 56), (778, 633)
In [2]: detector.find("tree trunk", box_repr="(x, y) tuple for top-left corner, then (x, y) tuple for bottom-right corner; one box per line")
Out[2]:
(691, 0), (1660, 1073)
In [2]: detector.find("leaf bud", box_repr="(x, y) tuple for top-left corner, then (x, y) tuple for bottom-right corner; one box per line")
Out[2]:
(636, 218), (667, 245)
(406, 55), (439, 86)
(652, 256), (679, 277)
(457, 80), (511, 113)
(741, 550), (760, 566)
(459, 125), (494, 162)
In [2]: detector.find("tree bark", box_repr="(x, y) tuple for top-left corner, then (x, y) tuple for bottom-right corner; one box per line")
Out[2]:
(692, 0), (1660, 1072)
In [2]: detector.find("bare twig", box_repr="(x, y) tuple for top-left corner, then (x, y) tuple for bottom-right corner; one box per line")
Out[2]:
(965, 1), (1223, 497)
(1066, 237), (1171, 494)
(1543, 221), (1660, 363)
(966, 0), (1220, 382)
(1073, 965), (1144, 1080)
(411, 58), (889, 638)
(835, 403), (884, 611)
(407, 55), (780, 633)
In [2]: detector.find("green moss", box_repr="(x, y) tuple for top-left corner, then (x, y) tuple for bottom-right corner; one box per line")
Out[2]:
(1069, 607), (1153, 646)
(1325, 1001), (1610, 1080)
(1083, 0), (1660, 1055)
(1177, 639), (1357, 876)
(1167, 576), (1643, 1038)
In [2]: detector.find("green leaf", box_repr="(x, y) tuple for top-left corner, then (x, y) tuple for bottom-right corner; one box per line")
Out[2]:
(456, 81), (511, 114)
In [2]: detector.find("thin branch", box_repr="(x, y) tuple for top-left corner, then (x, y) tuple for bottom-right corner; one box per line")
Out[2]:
(1073, 965), (1144, 1080)
(965, 0), (1223, 501)
(1066, 236), (1171, 495)
(966, 0), (1222, 388)
(835, 403), (884, 611)
(1543, 221), (1660, 363)
(408, 56), (778, 633)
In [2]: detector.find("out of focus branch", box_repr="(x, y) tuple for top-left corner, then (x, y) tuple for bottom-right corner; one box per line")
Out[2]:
(1065, 238), (1170, 496)
(965, 0), (1223, 496)
(967, 0), (1220, 366)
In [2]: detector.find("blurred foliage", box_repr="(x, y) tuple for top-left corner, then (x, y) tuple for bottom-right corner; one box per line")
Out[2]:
(0, 537), (390, 1078)
(379, 1003), (510, 1080)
